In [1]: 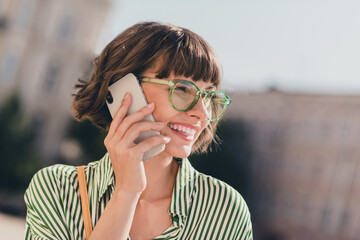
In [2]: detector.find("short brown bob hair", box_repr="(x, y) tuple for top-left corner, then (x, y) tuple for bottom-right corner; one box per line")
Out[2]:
(72, 22), (222, 153)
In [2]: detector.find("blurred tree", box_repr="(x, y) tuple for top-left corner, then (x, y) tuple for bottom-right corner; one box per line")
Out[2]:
(64, 118), (107, 165)
(0, 93), (41, 192)
(189, 118), (253, 200)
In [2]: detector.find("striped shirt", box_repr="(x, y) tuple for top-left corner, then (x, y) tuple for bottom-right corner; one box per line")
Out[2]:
(24, 153), (253, 239)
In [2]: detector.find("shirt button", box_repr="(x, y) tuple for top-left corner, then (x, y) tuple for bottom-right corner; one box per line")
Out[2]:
(172, 215), (179, 222)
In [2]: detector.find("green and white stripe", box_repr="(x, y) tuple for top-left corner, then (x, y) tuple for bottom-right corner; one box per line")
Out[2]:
(25, 153), (253, 239)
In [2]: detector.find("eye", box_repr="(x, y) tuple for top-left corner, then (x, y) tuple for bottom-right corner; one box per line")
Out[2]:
(175, 86), (187, 92)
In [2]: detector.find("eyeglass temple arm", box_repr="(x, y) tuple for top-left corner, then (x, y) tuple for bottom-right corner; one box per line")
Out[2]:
(141, 77), (232, 105)
(213, 98), (232, 105)
(140, 77), (175, 87)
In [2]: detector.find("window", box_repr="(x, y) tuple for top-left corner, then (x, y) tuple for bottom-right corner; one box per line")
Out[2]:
(338, 209), (349, 232)
(43, 60), (61, 92)
(0, 50), (19, 83)
(15, 0), (35, 29)
(0, 0), (10, 30)
(56, 13), (74, 43)
(32, 113), (46, 146)
(320, 206), (331, 231)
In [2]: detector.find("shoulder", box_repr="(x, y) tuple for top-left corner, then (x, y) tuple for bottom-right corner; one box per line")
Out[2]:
(24, 164), (77, 210)
(27, 164), (78, 191)
(24, 159), (104, 239)
(24, 165), (79, 239)
(25, 160), (100, 197)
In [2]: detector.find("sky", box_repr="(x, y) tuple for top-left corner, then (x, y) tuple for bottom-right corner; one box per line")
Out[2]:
(96, 0), (360, 94)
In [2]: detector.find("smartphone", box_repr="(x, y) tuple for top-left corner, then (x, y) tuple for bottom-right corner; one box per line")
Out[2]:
(106, 73), (165, 161)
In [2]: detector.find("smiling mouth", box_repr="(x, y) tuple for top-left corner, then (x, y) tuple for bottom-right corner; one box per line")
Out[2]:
(168, 123), (197, 138)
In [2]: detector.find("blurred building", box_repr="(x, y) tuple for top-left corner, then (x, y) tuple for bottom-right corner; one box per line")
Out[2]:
(228, 91), (360, 240)
(0, 0), (111, 161)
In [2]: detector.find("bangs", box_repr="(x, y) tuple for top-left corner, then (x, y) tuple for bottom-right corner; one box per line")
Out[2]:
(150, 29), (221, 87)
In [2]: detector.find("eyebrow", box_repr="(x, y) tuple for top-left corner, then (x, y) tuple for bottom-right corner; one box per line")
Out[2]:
(206, 85), (217, 90)
(170, 77), (217, 90)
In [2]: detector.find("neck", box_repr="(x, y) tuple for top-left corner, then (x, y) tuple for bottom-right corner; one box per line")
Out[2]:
(140, 153), (179, 202)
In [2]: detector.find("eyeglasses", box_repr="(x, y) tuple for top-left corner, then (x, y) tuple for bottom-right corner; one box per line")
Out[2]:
(140, 77), (231, 122)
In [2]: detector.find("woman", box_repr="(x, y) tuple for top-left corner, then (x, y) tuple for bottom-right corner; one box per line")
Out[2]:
(24, 22), (253, 240)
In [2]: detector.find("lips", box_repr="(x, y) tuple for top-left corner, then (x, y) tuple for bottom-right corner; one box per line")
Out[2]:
(168, 123), (196, 136)
(167, 122), (199, 141)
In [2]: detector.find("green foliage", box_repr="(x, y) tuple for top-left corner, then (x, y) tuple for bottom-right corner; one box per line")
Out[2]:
(189, 118), (253, 199)
(0, 93), (41, 192)
(64, 118), (107, 164)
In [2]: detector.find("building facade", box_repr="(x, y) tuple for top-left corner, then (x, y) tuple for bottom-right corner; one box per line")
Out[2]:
(227, 91), (360, 240)
(0, 0), (111, 161)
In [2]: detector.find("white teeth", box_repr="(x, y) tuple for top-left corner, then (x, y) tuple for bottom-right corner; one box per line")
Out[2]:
(169, 124), (196, 136)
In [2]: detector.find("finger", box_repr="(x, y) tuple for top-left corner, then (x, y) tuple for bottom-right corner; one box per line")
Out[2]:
(121, 121), (164, 147)
(132, 135), (171, 154)
(107, 92), (132, 140)
(114, 102), (155, 140)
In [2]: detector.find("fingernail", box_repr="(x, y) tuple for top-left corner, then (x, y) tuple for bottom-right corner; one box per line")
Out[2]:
(124, 92), (130, 100)
(163, 136), (171, 142)
(122, 93), (129, 105)
(147, 102), (154, 108)
(156, 122), (164, 127)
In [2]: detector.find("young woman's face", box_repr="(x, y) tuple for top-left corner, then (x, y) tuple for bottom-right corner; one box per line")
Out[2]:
(140, 69), (214, 158)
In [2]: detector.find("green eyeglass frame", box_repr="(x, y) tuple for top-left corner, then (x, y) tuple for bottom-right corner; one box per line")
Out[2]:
(140, 77), (232, 121)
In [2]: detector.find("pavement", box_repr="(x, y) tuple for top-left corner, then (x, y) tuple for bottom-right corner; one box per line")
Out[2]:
(0, 212), (26, 239)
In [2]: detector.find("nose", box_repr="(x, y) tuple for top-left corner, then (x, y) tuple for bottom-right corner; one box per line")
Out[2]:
(186, 97), (209, 121)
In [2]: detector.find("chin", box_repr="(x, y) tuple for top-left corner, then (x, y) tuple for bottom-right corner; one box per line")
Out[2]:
(174, 152), (191, 159)
(165, 144), (192, 159)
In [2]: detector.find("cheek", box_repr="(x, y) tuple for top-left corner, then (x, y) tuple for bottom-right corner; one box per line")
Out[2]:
(143, 89), (171, 117)
(152, 99), (176, 121)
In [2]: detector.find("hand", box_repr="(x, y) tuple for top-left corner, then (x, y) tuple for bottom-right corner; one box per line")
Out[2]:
(104, 93), (171, 194)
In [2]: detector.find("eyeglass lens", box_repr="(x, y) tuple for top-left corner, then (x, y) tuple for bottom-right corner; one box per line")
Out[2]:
(171, 81), (228, 120)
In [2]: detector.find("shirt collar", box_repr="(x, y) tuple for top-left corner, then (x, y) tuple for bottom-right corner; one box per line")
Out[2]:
(95, 153), (198, 228)
(168, 157), (197, 228)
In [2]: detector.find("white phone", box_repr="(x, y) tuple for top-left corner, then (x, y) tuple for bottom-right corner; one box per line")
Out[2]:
(106, 73), (165, 161)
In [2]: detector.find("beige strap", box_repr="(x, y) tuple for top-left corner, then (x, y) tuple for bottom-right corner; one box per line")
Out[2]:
(77, 166), (93, 240)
